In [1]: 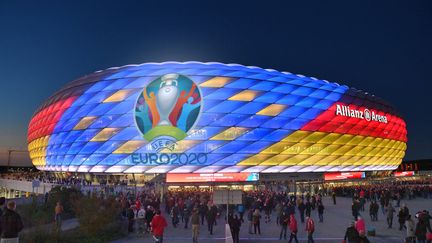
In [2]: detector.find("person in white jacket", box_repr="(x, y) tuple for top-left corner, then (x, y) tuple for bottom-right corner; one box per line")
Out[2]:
(137, 207), (146, 236)
(405, 214), (415, 243)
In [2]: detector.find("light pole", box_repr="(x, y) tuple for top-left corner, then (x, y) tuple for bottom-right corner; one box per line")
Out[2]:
(6, 149), (27, 171)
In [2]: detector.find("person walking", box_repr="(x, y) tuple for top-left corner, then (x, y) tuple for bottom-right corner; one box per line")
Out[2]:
(151, 209), (167, 243)
(305, 216), (315, 243)
(352, 201), (359, 221)
(305, 200), (312, 218)
(415, 216), (428, 243)
(398, 207), (408, 230)
(191, 209), (200, 243)
(332, 191), (337, 205)
(386, 203), (396, 228)
(127, 205), (135, 233)
(170, 204), (180, 228)
(279, 211), (289, 240)
(54, 201), (64, 233)
(206, 205), (217, 235)
(230, 214), (241, 243)
(355, 216), (366, 236)
(237, 204), (245, 223)
(247, 208), (253, 234)
(183, 206), (191, 229)
(137, 206), (146, 235)
(288, 214), (299, 243)
(252, 208), (261, 235)
(298, 200), (306, 223)
(344, 222), (359, 243)
(0, 201), (24, 243)
(405, 214), (416, 243)
(317, 202), (324, 222)
(199, 203), (207, 225)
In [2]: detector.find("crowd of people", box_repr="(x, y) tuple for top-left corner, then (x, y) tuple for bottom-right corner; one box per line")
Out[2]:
(1, 172), (432, 242)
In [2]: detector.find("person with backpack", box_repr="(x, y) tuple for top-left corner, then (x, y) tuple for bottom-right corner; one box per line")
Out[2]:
(252, 208), (261, 235)
(305, 216), (315, 243)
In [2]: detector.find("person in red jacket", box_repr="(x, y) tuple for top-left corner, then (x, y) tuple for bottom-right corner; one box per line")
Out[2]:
(305, 216), (315, 243)
(151, 209), (167, 243)
(288, 214), (299, 243)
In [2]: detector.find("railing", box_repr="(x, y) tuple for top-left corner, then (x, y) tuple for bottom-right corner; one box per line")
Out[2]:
(0, 179), (55, 194)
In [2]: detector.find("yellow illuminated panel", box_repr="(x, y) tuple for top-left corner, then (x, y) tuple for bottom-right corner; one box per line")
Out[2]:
(199, 77), (233, 88)
(113, 140), (146, 154)
(103, 89), (134, 103)
(228, 90), (262, 101)
(91, 128), (121, 142)
(236, 129), (407, 168)
(256, 104), (287, 116)
(210, 127), (250, 141)
(73, 116), (98, 130)
(238, 154), (274, 165)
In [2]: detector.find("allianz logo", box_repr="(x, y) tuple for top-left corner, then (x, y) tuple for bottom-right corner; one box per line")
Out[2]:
(335, 104), (388, 124)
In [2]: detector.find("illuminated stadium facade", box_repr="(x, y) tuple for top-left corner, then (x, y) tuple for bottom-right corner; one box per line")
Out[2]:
(27, 62), (407, 174)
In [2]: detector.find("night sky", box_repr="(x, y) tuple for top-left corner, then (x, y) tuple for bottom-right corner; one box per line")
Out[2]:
(0, 1), (431, 160)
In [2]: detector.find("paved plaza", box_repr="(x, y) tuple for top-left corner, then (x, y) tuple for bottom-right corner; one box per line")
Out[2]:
(112, 196), (432, 243)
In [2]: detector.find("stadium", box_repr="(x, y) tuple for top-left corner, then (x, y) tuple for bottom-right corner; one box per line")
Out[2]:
(27, 62), (407, 178)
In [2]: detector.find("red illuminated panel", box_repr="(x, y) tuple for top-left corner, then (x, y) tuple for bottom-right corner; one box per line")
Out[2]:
(301, 102), (407, 142)
(166, 172), (259, 183)
(27, 96), (77, 143)
(324, 172), (366, 181)
(394, 171), (415, 177)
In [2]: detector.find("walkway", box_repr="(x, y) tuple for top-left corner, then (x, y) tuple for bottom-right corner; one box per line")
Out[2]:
(112, 196), (432, 243)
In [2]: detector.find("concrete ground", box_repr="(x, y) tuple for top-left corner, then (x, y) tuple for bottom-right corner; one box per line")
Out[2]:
(112, 196), (432, 243)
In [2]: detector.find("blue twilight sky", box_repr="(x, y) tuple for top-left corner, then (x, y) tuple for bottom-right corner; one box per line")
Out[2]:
(0, 1), (431, 160)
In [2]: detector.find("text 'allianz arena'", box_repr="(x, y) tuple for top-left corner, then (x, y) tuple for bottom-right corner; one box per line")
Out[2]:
(27, 62), (407, 173)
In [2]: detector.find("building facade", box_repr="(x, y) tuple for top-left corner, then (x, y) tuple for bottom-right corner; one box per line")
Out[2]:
(27, 62), (407, 173)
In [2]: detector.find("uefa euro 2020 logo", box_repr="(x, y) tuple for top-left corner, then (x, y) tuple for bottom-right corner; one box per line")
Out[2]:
(134, 74), (202, 151)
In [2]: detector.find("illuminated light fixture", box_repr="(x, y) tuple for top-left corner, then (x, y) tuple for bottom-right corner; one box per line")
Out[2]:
(90, 128), (121, 142)
(73, 116), (98, 130)
(68, 166), (78, 172)
(146, 165), (177, 173)
(124, 166), (152, 173)
(77, 166), (91, 173)
(281, 166), (303, 173)
(199, 77), (233, 88)
(169, 165), (200, 173)
(210, 127), (250, 141)
(103, 89), (135, 103)
(256, 104), (287, 116)
(194, 166), (226, 173)
(89, 165), (108, 173)
(218, 166), (246, 173)
(105, 165), (128, 173)
(261, 166), (288, 173)
(241, 165), (268, 173)
(228, 90), (262, 101)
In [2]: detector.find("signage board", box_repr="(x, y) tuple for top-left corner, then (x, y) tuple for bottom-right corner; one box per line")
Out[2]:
(166, 172), (259, 183)
(324, 172), (365, 181)
(213, 189), (242, 205)
(394, 171), (415, 177)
